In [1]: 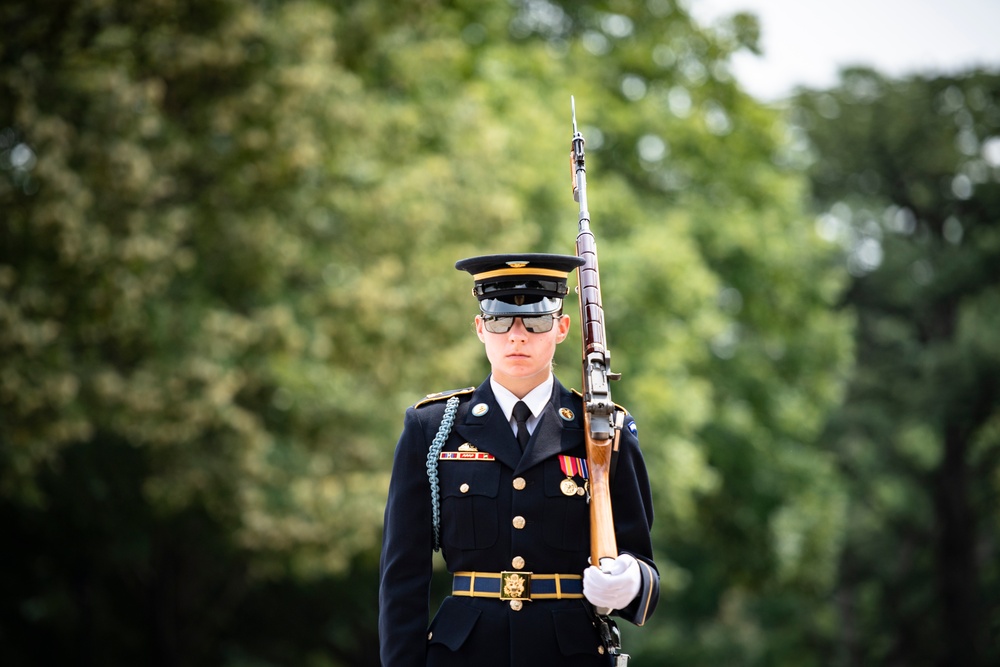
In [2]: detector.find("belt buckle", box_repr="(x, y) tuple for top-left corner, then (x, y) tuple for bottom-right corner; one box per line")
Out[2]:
(499, 571), (532, 601)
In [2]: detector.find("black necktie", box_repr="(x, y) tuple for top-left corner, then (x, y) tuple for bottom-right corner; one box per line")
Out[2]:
(513, 401), (531, 451)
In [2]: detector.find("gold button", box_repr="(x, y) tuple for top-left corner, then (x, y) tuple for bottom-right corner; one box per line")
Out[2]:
(460, 483), (470, 493)
(512, 556), (525, 569)
(427, 632), (433, 640)
(598, 646), (605, 655)
(510, 600), (523, 611)
(512, 477), (526, 490)
(512, 516), (526, 529)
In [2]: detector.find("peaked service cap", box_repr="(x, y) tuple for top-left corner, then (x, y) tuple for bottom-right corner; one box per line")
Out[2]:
(455, 253), (585, 316)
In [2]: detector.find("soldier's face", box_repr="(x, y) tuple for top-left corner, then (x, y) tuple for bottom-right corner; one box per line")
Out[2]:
(475, 313), (570, 395)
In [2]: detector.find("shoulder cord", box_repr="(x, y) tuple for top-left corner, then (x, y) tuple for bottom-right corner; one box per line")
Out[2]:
(426, 395), (460, 552)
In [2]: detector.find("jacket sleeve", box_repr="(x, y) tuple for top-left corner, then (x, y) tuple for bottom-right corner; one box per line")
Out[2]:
(610, 413), (660, 626)
(378, 407), (436, 667)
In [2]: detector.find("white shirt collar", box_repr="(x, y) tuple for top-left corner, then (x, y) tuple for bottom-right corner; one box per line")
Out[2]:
(490, 374), (554, 434)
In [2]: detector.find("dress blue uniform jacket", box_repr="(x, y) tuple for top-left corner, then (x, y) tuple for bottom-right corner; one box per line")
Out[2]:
(378, 377), (659, 667)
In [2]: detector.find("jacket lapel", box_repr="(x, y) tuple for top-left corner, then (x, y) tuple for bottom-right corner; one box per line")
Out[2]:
(452, 378), (585, 473)
(515, 380), (584, 474)
(453, 380), (522, 471)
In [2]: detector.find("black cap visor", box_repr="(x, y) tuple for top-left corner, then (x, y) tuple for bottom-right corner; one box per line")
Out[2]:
(480, 296), (563, 316)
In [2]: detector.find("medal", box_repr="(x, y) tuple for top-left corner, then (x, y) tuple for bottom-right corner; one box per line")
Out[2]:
(558, 455), (589, 497)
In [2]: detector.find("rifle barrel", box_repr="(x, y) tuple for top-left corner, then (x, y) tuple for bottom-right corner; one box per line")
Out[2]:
(570, 98), (619, 567)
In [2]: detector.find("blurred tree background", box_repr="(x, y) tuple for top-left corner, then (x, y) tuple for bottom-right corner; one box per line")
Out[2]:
(0, 0), (995, 665)
(793, 70), (1000, 665)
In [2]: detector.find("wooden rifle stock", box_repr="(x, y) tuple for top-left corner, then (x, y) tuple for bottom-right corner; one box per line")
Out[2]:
(570, 98), (621, 569)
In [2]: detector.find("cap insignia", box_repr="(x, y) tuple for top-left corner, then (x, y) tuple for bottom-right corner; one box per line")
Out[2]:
(506, 261), (529, 268)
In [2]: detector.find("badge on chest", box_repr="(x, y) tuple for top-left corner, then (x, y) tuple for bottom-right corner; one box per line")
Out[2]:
(440, 451), (496, 461)
(440, 442), (495, 461)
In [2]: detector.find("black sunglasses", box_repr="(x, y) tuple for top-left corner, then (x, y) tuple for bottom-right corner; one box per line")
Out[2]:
(481, 314), (560, 334)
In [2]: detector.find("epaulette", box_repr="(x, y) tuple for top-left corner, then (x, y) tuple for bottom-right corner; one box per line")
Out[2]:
(413, 386), (475, 409)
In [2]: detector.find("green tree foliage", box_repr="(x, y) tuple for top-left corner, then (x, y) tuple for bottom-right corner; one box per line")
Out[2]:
(793, 68), (1000, 666)
(1, 0), (852, 664)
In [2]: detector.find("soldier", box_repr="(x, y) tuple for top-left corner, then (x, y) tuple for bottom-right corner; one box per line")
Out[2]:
(378, 253), (659, 667)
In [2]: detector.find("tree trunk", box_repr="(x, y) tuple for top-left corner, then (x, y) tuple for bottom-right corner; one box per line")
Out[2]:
(934, 421), (979, 667)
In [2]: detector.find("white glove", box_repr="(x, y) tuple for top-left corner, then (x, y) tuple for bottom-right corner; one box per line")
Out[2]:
(582, 553), (641, 611)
